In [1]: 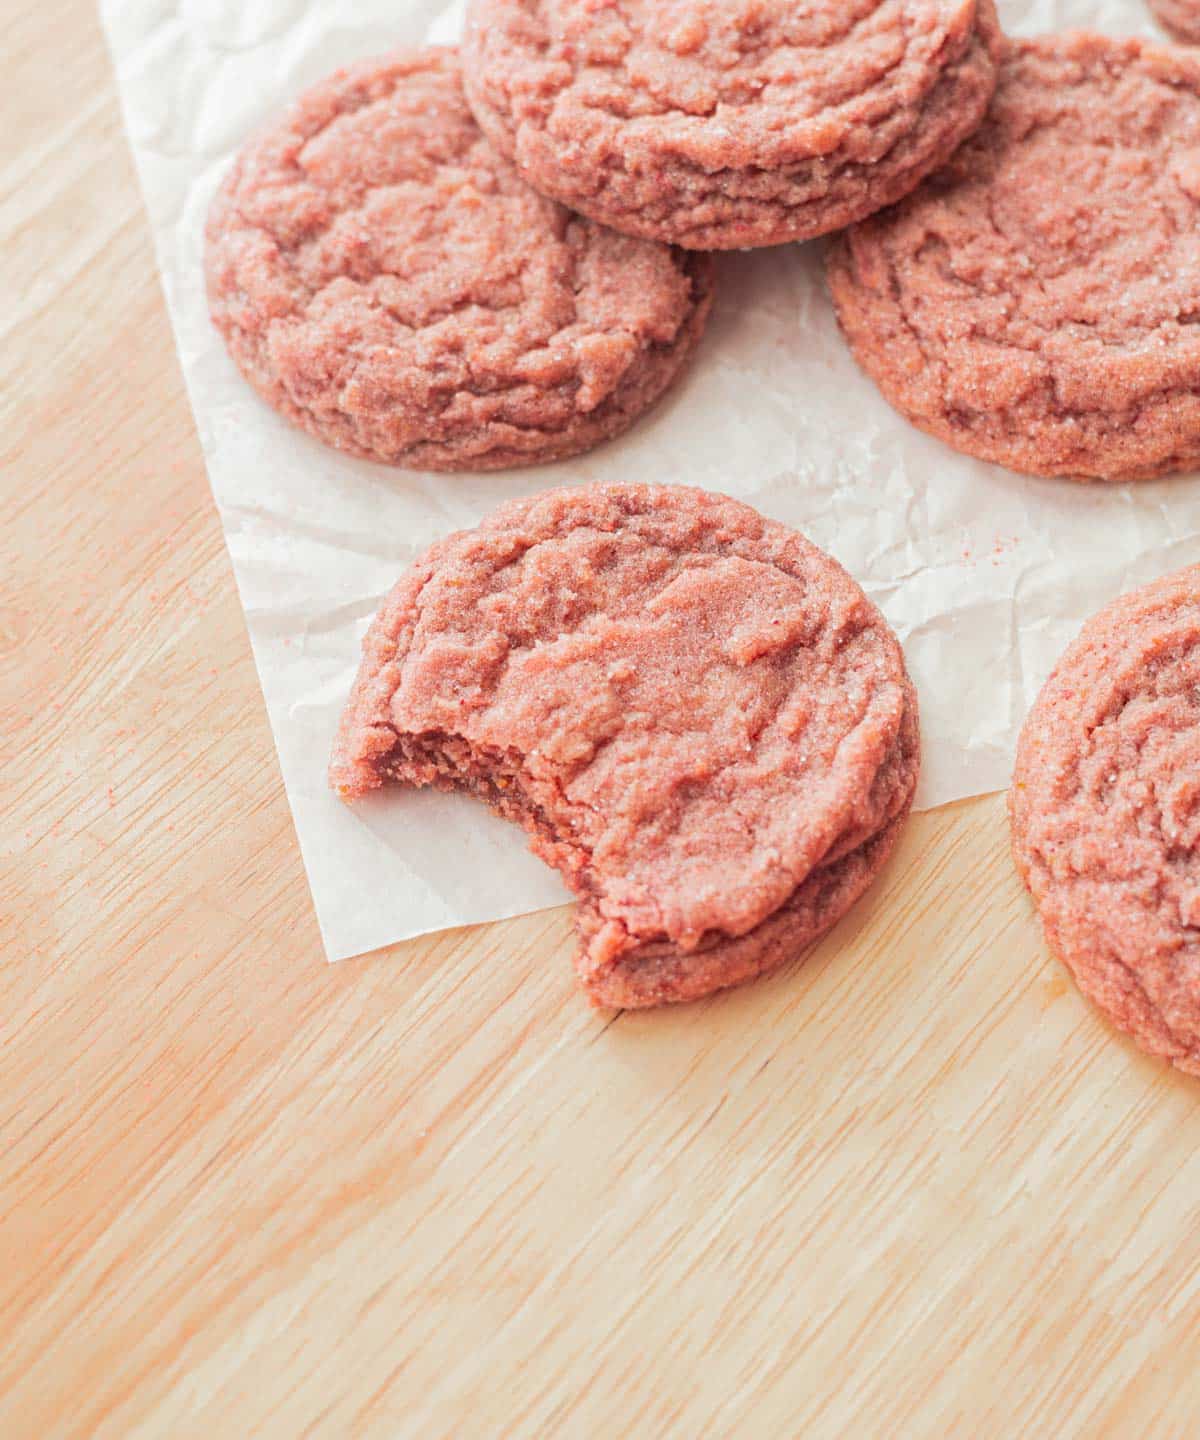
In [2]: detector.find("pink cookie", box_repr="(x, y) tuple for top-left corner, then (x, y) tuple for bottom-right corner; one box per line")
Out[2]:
(462, 0), (1003, 250)
(206, 49), (713, 471)
(1011, 567), (1200, 1075)
(332, 483), (919, 1009)
(828, 33), (1200, 481)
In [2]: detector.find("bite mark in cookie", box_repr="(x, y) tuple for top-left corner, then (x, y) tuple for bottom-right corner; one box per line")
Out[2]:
(332, 484), (920, 1008)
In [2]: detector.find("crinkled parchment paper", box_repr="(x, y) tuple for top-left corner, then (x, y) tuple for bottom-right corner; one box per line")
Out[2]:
(100, 0), (1200, 959)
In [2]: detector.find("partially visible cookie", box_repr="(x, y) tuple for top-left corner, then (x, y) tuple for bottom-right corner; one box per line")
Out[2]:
(1150, 0), (1200, 43)
(1011, 567), (1200, 1075)
(332, 483), (920, 1008)
(462, 0), (1003, 250)
(205, 48), (713, 471)
(828, 33), (1200, 481)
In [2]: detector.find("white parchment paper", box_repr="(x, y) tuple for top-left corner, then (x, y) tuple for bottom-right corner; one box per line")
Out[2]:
(101, 0), (1200, 960)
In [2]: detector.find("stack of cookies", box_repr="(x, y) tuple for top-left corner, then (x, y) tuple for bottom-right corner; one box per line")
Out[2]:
(205, 3), (1200, 1026)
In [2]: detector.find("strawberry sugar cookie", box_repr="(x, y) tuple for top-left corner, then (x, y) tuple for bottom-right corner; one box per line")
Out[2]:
(206, 49), (713, 470)
(1012, 567), (1200, 1075)
(332, 483), (919, 1009)
(462, 0), (1003, 249)
(828, 33), (1200, 481)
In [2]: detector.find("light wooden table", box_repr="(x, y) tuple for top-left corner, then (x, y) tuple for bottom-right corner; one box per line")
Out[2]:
(5, 5), (1200, 1436)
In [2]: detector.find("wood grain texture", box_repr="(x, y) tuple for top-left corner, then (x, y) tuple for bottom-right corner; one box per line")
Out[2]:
(4, 3), (1200, 1435)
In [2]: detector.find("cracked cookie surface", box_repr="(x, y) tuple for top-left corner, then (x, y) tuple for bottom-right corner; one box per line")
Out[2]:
(1011, 567), (1200, 1075)
(205, 48), (713, 470)
(331, 483), (919, 1008)
(462, 0), (1002, 249)
(827, 32), (1200, 481)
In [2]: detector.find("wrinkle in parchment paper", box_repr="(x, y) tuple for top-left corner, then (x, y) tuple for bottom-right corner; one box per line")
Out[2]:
(100, 0), (1200, 961)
